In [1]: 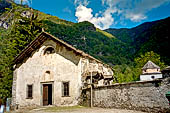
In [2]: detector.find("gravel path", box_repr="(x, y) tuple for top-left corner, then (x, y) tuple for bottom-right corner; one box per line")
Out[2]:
(10, 106), (146, 113)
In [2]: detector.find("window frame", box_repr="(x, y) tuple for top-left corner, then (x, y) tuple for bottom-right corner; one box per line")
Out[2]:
(26, 84), (33, 99)
(62, 81), (70, 97)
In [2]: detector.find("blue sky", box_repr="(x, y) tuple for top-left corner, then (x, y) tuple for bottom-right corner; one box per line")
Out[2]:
(15, 0), (170, 29)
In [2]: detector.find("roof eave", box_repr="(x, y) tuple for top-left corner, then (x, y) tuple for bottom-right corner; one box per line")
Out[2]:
(14, 32), (113, 69)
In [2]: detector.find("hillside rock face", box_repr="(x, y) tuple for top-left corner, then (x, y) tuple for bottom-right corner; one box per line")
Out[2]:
(0, 21), (9, 29)
(0, 0), (11, 29)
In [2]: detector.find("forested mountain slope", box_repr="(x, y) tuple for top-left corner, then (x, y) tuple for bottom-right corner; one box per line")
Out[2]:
(105, 17), (170, 65)
(0, 1), (132, 65)
(43, 20), (132, 65)
(0, 0), (169, 102)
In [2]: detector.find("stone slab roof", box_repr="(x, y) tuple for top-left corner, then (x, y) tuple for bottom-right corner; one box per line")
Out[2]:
(142, 60), (160, 69)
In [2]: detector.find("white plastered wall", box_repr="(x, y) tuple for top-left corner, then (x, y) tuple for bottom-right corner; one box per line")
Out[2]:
(15, 39), (82, 107)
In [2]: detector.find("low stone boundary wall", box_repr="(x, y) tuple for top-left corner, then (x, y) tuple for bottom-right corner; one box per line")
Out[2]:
(81, 78), (170, 112)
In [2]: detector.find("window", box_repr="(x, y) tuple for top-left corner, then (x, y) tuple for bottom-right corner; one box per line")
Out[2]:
(27, 85), (33, 99)
(62, 82), (69, 97)
(151, 76), (155, 79)
(45, 71), (50, 74)
(44, 47), (55, 55)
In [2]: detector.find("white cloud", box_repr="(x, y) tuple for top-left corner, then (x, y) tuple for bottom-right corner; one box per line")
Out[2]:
(63, 7), (72, 14)
(101, 0), (105, 5)
(14, 0), (32, 5)
(91, 8), (117, 29)
(75, 5), (116, 29)
(74, 0), (170, 29)
(83, 0), (90, 6)
(125, 13), (147, 22)
(75, 5), (93, 22)
(74, 0), (89, 6)
(102, 0), (170, 22)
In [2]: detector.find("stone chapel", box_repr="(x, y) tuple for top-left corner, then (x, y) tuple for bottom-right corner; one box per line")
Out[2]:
(12, 32), (113, 108)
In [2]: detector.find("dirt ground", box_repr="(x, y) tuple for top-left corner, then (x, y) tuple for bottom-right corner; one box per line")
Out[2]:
(8, 106), (146, 113)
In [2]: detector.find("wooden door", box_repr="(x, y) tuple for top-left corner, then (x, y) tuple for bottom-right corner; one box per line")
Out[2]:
(43, 85), (48, 106)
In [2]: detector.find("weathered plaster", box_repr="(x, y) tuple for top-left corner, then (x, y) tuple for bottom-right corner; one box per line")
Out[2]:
(140, 74), (162, 81)
(13, 39), (82, 107)
(142, 68), (160, 74)
(12, 38), (113, 108)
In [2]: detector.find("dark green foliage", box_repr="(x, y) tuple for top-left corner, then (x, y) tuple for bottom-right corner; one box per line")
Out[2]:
(0, 0), (11, 14)
(137, 18), (170, 64)
(0, 27), (14, 103)
(105, 17), (170, 65)
(113, 51), (166, 83)
(11, 12), (42, 54)
(43, 20), (132, 66)
(106, 18), (170, 83)
(0, 4), (42, 103)
(113, 64), (140, 83)
(134, 51), (166, 69)
(0, 1), (169, 100)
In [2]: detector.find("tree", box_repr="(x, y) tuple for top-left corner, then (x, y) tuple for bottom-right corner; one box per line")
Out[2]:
(0, 4), (42, 103)
(113, 64), (140, 83)
(135, 51), (166, 69)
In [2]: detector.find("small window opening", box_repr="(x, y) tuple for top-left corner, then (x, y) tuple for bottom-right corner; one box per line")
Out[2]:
(62, 82), (69, 97)
(27, 85), (33, 99)
(46, 71), (50, 74)
(44, 47), (55, 55)
(151, 76), (155, 79)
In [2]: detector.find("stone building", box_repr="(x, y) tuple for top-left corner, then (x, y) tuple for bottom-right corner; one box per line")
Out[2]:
(12, 32), (113, 108)
(140, 60), (162, 81)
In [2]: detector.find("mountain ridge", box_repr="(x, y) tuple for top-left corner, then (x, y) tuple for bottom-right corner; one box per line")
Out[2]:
(0, 0), (170, 65)
(105, 16), (170, 64)
(1, 0), (169, 102)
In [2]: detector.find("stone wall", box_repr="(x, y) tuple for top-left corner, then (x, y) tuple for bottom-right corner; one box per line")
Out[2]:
(11, 68), (18, 108)
(82, 78), (170, 112)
